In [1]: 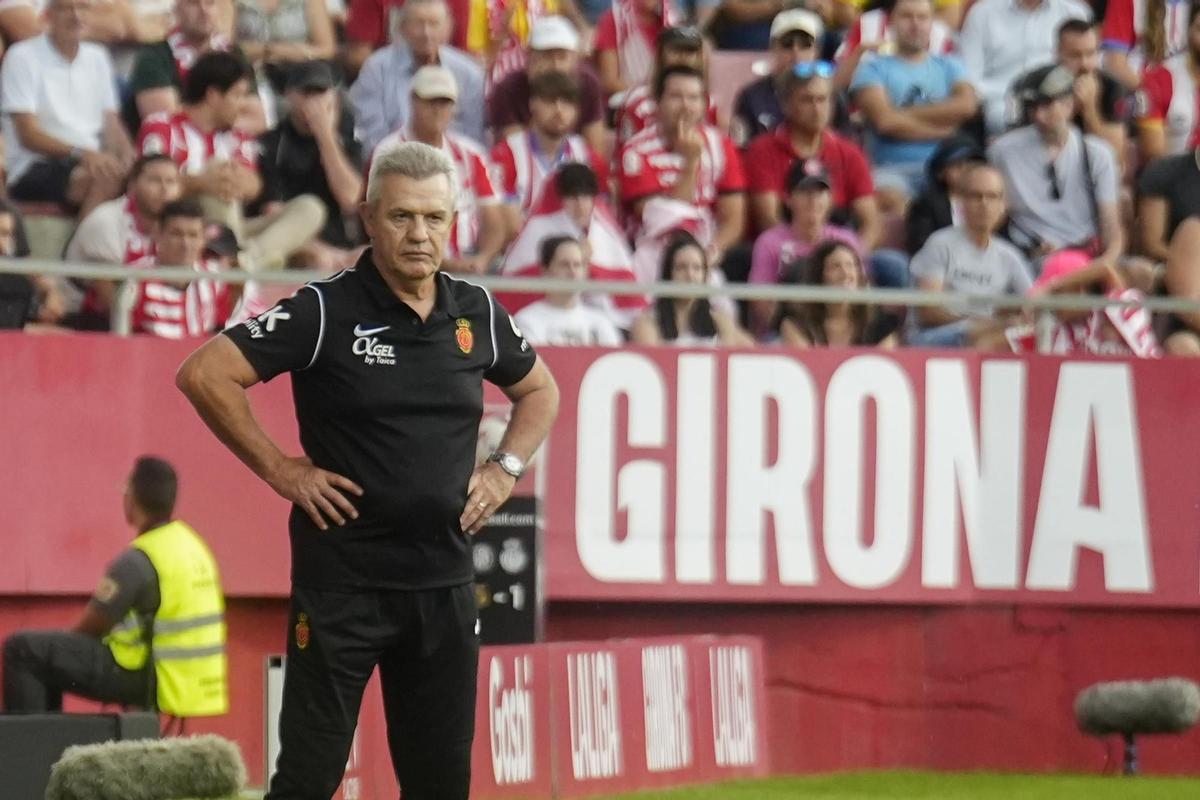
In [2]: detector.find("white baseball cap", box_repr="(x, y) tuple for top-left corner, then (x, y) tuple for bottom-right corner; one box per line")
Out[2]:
(770, 8), (823, 41)
(411, 65), (459, 101)
(529, 15), (580, 51)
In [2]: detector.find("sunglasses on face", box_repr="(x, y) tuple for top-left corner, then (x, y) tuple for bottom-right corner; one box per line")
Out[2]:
(793, 60), (834, 79)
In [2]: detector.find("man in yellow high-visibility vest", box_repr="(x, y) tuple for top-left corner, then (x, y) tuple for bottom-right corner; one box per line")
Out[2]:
(2, 456), (227, 717)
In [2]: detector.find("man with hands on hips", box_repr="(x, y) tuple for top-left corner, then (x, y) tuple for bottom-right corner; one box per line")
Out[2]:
(176, 140), (559, 800)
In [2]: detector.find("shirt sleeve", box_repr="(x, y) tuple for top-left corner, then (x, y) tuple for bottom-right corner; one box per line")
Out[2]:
(222, 285), (325, 381)
(836, 19), (863, 62)
(66, 204), (125, 263)
(1137, 156), (1172, 196)
(130, 42), (178, 94)
(1135, 66), (1171, 125)
(472, 151), (500, 205)
(348, 55), (390, 156)
(716, 134), (747, 193)
(942, 55), (968, 89)
(749, 228), (783, 284)
(841, 141), (875, 202)
(593, 11), (618, 53)
(0, 45), (38, 114)
(848, 56), (885, 95)
(485, 295), (538, 387)
(345, 0), (386, 45)
(1101, 0), (1135, 51)
(1087, 136), (1119, 206)
(489, 142), (519, 201)
(910, 234), (949, 283)
(88, 549), (159, 624)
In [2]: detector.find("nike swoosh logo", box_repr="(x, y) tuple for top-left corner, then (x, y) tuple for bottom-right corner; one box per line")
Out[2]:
(353, 324), (391, 336)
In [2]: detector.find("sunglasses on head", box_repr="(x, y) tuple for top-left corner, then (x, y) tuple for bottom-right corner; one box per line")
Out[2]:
(793, 61), (834, 79)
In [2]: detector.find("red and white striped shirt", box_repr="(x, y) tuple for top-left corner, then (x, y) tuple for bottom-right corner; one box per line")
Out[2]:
(614, 83), (720, 148)
(1135, 52), (1199, 155)
(371, 128), (500, 257)
(489, 129), (610, 213)
(128, 255), (231, 339)
(137, 111), (259, 175)
(615, 122), (745, 234)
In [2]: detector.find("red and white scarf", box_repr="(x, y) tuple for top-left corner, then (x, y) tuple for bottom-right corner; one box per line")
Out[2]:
(613, 0), (675, 88)
(497, 175), (647, 326)
(167, 28), (232, 83)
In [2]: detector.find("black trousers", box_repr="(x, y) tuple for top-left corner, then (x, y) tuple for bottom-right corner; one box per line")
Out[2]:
(267, 583), (479, 800)
(2, 630), (152, 712)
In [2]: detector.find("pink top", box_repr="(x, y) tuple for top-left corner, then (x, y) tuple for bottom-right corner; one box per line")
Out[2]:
(748, 224), (862, 285)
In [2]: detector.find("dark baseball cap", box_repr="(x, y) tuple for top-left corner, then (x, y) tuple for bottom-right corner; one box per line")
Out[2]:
(786, 159), (831, 193)
(286, 61), (336, 92)
(658, 26), (704, 51)
(204, 224), (240, 258)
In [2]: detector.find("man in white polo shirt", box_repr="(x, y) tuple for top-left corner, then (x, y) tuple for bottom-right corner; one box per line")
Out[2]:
(0, 0), (135, 218)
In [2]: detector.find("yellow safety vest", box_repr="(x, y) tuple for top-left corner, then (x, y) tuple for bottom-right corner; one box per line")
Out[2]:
(106, 520), (228, 717)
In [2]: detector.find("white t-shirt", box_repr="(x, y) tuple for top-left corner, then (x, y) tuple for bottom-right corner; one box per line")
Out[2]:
(0, 34), (119, 185)
(911, 226), (1033, 317)
(514, 300), (624, 347)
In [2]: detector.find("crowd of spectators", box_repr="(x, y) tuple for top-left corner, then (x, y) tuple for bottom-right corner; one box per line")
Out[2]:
(1, 0), (1197, 357)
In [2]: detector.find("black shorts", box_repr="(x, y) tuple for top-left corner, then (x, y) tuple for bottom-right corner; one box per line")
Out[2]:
(9, 158), (80, 206)
(267, 583), (479, 800)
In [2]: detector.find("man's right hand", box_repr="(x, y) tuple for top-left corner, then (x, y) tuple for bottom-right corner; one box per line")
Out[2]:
(80, 150), (123, 181)
(675, 119), (704, 164)
(199, 160), (240, 202)
(267, 456), (363, 531)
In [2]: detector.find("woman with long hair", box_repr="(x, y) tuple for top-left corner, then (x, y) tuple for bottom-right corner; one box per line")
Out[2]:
(631, 231), (753, 346)
(775, 239), (899, 348)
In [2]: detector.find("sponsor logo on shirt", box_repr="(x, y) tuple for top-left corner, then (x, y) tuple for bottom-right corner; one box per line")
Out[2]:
(352, 324), (395, 366)
(245, 305), (290, 339)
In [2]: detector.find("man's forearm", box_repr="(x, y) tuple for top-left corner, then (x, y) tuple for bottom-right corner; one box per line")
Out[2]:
(668, 157), (701, 204)
(315, 131), (364, 212)
(905, 95), (977, 127)
(497, 384), (559, 464)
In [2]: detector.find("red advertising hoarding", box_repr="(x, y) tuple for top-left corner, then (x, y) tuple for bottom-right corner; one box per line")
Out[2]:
(308, 636), (766, 800)
(3, 336), (1200, 608)
(540, 349), (1200, 607)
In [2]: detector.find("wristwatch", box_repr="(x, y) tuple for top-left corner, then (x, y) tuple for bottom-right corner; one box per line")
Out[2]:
(487, 451), (525, 479)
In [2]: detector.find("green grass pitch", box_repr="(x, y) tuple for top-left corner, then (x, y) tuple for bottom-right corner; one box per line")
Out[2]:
(589, 771), (1200, 799)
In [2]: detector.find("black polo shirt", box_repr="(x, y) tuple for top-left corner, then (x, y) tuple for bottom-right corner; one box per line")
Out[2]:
(223, 250), (537, 590)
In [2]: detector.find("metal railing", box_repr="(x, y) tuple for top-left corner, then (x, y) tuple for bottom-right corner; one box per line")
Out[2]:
(3, 256), (1197, 351)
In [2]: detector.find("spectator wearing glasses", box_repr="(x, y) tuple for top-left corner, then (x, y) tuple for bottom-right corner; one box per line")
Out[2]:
(744, 61), (878, 247)
(849, 0), (977, 211)
(613, 25), (719, 148)
(731, 8), (824, 148)
(905, 134), (983, 255)
(988, 65), (1123, 269)
(959, 0), (1091, 136)
(909, 163), (1032, 349)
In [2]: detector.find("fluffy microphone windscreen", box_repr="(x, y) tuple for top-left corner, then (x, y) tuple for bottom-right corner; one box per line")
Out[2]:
(45, 734), (246, 800)
(1075, 678), (1200, 736)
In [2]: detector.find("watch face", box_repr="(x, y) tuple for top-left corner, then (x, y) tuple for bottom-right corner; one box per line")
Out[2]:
(498, 453), (523, 475)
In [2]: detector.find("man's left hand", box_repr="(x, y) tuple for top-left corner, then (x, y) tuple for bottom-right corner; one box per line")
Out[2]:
(1074, 72), (1100, 112)
(460, 462), (516, 535)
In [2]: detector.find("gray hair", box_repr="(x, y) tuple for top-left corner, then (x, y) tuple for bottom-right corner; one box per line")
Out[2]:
(398, 0), (450, 25)
(365, 141), (458, 209)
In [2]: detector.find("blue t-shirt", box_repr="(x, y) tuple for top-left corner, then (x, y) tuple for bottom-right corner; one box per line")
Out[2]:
(849, 53), (967, 168)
